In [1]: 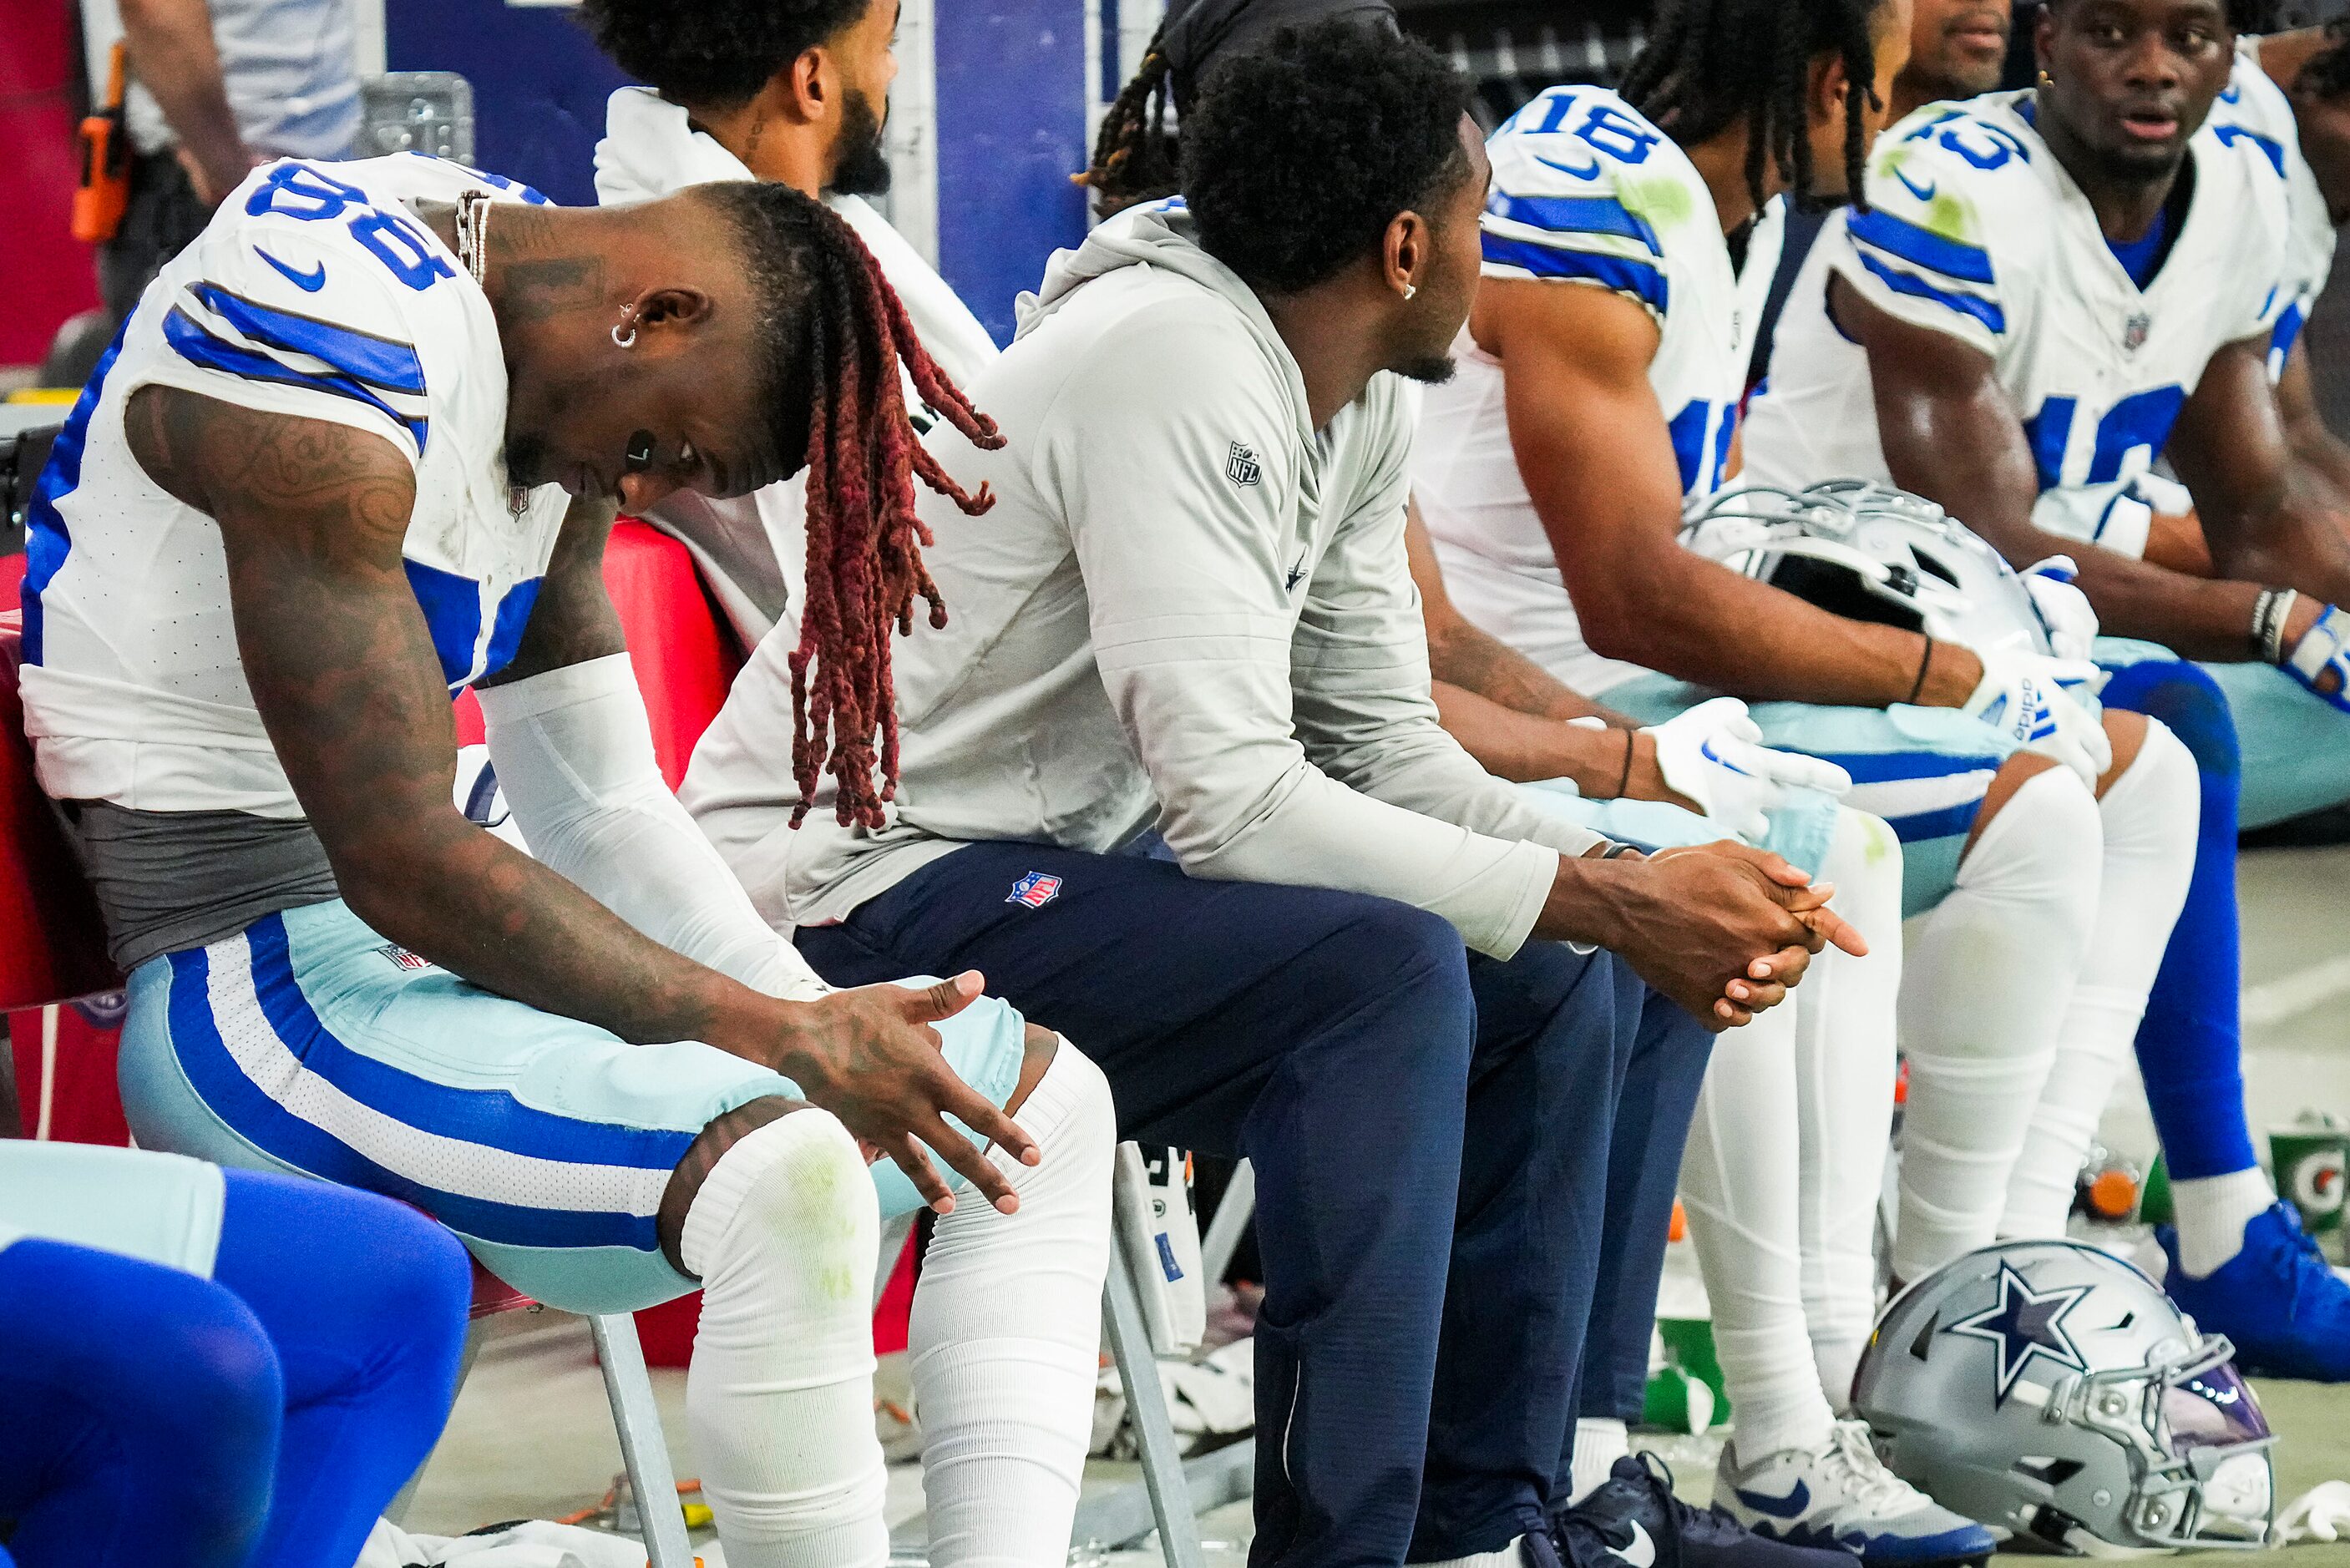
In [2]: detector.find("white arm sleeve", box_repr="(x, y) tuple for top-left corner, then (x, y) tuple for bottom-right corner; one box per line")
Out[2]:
(476, 653), (829, 1002)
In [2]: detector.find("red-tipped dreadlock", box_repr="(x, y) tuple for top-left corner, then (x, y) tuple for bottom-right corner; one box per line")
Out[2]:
(700, 184), (1003, 831)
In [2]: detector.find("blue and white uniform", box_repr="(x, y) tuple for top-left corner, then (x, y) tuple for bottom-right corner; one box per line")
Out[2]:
(1745, 86), (2350, 830)
(24, 154), (1028, 1313)
(1414, 87), (2018, 910)
(2212, 42), (2336, 387)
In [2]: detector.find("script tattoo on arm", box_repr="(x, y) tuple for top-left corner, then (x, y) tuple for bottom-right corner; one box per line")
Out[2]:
(121, 385), (768, 1052)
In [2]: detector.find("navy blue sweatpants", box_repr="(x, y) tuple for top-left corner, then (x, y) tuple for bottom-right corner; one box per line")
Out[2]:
(797, 841), (1713, 1567)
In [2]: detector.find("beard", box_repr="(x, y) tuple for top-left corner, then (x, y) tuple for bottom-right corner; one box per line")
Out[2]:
(1396, 353), (1456, 387)
(830, 89), (894, 196)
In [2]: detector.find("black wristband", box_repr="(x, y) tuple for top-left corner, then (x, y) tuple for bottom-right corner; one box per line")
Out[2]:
(1613, 727), (1636, 800)
(1905, 636), (1935, 706)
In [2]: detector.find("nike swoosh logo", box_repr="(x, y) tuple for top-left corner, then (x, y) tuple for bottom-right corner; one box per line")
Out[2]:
(1699, 737), (1758, 777)
(1892, 166), (1937, 203)
(1532, 148), (1603, 180)
(1611, 1520), (1658, 1568)
(256, 247), (327, 291)
(1736, 1479), (1813, 1520)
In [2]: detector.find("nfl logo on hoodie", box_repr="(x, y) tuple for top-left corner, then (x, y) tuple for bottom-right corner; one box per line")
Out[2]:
(1006, 872), (1064, 908)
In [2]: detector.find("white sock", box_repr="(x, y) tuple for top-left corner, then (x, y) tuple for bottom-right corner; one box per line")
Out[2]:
(2172, 1167), (2277, 1278)
(1569, 1416), (1630, 1504)
(909, 1043), (1116, 1568)
(1681, 1004), (1830, 1459)
(1795, 810), (1903, 1413)
(1895, 767), (2100, 1282)
(681, 1108), (888, 1568)
(1683, 809), (1902, 1454)
(1413, 1538), (1524, 1568)
(2001, 724), (2196, 1240)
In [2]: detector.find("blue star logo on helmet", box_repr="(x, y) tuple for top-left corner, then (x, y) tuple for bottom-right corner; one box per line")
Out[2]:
(1946, 1260), (2092, 1404)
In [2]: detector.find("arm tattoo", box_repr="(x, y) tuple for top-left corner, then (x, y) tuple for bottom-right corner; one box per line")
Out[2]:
(125, 386), (782, 1058)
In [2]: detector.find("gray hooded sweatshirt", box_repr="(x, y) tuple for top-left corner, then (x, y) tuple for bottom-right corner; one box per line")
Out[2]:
(682, 201), (1604, 958)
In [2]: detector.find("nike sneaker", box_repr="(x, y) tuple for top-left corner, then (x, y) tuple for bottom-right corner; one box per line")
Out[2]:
(1714, 1422), (1995, 1567)
(1551, 1453), (1860, 1568)
(2159, 1201), (2350, 1381)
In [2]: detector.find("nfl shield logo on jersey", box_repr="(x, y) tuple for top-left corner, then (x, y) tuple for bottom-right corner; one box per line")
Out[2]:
(1226, 442), (1262, 487)
(2123, 312), (2151, 352)
(1006, 872), (1065, 908)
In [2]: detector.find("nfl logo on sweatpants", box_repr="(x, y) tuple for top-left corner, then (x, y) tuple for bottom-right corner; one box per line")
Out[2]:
(1226, 442), (1261, 487)
(1006, 872), (1064, 908)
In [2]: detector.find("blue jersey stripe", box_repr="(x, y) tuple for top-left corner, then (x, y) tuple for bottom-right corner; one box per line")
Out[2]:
(1878, 798), (1989, 844)
(1481, 235), (1669, 316)
(402, 557), (484, 685)
(1485, 194), (1662, 256)
(1847, 207), (1996, 285)
(1854, 252), (2006, 336)
(165, 307), (430, 453)
(1807, 749), (2006, 786)
(241, 914), (696, 1172)
(191, 282), (426, 393)
(165, 944), (667, 1252)
(482, 577), (544, 680)
(20, 317), (132, 665)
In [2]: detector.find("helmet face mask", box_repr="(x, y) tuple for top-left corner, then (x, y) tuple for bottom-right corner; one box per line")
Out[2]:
(1855, 1241), (2277, 1555)
(1681, 480), (2054, 660)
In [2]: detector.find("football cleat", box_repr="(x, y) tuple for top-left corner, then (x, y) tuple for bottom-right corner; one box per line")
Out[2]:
(1552, 1453), (1861, 1568)
(2160, 1202), (2350, 1381)
(1714, 1423), (1996, 1567)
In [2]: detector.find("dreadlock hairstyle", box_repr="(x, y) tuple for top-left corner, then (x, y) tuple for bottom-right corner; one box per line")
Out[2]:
(1617, 0), (1887, 212)
(1081, 20), (1183, 215)
(695, 182), (1004, 830)
(1079, 0), (1401, 217)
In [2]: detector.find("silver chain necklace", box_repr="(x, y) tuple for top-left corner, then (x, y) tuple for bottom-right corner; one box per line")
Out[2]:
(454, 190), (491, 286)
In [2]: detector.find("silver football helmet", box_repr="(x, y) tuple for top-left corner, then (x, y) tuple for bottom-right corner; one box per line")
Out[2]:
(1855, 1240), (2276, 1555)
(1681, 480), (2053, 660)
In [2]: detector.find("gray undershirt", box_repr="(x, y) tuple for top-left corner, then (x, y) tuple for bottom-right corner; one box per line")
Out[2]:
(61, 799), (340, 972)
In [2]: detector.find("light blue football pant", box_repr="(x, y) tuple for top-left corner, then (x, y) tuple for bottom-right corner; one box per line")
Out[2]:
(2094, 638), (2350, 829)
(1592, 676), (2028, 917)
(117, 898), (1031, 1315)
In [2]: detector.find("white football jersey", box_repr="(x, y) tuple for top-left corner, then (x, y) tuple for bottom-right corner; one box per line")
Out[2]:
(21, 154), (569, 816)
(1742, 90), (2291, 559)
(2211, 40), (2337, 381)
(1414, 85), (1782, 694)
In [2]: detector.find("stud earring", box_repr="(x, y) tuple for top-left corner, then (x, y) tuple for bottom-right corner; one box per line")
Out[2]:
(2037, 68), (2054, 86)
(611, 319), (639, 350)
(1404, 283), (1419, 301)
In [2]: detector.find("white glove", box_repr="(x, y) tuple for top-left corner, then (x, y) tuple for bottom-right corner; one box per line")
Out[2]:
(2283, 602), (2350, 715)
(1637, 696), (1853, 842)
(2021, 555), (2100, 662)
(1962, 646), (2111, 786)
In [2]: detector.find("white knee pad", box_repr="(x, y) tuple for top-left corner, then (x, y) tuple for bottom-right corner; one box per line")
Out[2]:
(681, 1107), (888, 1568)
(2002, 720), (2197, 1240)
(911, 1039), (1116, 1568)
(1896, 766), (2101, 1282)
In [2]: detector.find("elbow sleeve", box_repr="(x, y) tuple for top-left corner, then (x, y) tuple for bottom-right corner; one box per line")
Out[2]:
(476, 655), (828, 1002)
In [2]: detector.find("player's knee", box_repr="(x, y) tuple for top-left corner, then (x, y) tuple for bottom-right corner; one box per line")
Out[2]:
(2099, 655), (2238, 776)
(677, 1104), (878, 1306)
(1332, 898), (1473, 1004)
(1963, 757), (2104, 891)
(348, 1199), (474, 1380)
(153, 1277), (284, 1459)
(2102, 717), (2200, 854)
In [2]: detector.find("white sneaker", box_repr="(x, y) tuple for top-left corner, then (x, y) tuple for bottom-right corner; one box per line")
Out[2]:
(1714, 1421), (1998, 1566)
